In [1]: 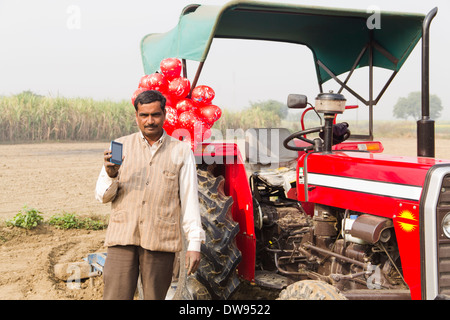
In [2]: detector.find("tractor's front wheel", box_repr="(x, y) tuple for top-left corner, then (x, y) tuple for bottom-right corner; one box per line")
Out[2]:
(278, 280), (347, 300)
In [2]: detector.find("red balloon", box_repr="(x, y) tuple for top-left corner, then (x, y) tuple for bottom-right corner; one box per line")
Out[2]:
(164, 106), (178, 127)
(131, 87), (147, 105)
(162, 93), (178, 108)
(163, 123), (174, 136)
(178, 110), (199, 131)
(191, 85), (215, 106)
(167, 77), (191, 99)
(175, 99), (196, 115)
(163, 106), (178, 136)
(160, 58), (182, 81)
(197, 104), (222, 124)
(138, 73), (168, 93)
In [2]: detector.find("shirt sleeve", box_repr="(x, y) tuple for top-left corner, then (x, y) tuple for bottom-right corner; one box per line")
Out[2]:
(179, 147), (206, 252)
(94, 165), (119, 203)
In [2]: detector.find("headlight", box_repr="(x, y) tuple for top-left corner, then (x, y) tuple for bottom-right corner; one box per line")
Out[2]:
(442, 212), (450, 238)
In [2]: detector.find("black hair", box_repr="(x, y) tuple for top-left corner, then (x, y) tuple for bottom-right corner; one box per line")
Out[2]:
(133, 90), (166, 112)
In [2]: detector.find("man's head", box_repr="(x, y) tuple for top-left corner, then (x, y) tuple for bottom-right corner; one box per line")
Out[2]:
(133, 89), (166, 112)
(134, 90), (167, 142)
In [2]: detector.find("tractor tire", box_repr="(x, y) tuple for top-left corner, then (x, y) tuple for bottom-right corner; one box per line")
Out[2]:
(194, 165), (242, 300)
(278, 280), (347, 300)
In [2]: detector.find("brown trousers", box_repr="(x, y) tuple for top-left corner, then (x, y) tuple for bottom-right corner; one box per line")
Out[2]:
(103, 245), (175, 300)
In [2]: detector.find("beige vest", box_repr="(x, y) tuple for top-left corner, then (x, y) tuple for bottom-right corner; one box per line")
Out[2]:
(104, 132), (189, 252)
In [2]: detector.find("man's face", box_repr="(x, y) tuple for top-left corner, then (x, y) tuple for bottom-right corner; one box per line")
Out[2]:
(135, 101), (166, 141)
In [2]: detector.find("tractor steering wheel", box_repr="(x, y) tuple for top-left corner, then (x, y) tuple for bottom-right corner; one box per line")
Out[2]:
(283, 126), (323, 151)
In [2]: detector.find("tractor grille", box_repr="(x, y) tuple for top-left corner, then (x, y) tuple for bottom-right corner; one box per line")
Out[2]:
(437, 174), (450, 296)
(439, 175), (450, 205)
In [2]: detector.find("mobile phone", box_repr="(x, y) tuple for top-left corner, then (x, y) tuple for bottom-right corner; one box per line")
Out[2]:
(110, 141), (123, 165)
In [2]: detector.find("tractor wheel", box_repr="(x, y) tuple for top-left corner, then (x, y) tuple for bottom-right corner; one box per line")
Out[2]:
(278, 280), (347, 300)
(194, 165), (242, 300)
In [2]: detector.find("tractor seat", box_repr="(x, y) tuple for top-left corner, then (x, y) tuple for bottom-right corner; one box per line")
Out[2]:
(245, 128), (299, 170)
(251, 166), (298, 197)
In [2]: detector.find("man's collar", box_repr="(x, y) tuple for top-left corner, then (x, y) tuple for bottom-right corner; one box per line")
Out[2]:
(139, 130), (166, 146)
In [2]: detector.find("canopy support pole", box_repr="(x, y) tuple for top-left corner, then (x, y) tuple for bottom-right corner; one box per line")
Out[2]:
(317, 60), (368, 106)
(369, 31), (374, 141)
(188, 62), (205, 98)
(338, 44), (368, 94)
(317, 37), (402, 141)
(182, 59), (188, 78)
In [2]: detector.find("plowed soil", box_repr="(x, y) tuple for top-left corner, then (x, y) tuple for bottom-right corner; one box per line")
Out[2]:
(0, 142), (110, 300)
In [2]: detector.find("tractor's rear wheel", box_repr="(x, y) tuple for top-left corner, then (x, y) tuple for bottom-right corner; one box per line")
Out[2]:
(194, 165), (242, 300)
(278, 280), (347, 300)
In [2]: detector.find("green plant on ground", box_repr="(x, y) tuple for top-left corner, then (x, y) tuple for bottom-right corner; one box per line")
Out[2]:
(5, 206), (44, 229)
(48, 212), (107, 230)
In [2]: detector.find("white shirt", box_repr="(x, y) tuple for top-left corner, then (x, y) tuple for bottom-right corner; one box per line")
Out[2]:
(95, 131), (205, 252)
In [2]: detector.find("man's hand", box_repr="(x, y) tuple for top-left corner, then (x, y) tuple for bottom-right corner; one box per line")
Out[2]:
(103, 149), (122, 178)
(185, 251), (201, 275)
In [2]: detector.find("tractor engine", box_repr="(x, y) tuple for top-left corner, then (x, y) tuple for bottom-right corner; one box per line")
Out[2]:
(253, 188), (408, 293)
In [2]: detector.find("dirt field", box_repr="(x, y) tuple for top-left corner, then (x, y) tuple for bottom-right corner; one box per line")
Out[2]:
(0, 138), (449, 300)
(0, 142), (110, 300)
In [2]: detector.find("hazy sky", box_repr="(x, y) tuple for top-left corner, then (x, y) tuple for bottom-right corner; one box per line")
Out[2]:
(0, 0), (449, 120)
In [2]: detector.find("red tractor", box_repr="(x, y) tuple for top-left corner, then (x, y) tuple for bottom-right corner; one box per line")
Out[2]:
(141, 1), (449, 300)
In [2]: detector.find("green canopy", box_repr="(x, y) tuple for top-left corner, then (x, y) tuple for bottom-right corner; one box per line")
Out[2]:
(141, 0), (425, 85)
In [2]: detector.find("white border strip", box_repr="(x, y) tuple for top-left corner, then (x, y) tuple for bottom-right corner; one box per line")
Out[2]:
(307, 173), (423, 201)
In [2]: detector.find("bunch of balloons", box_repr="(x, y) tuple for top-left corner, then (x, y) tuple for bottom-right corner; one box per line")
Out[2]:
(132, 58), (222, 149)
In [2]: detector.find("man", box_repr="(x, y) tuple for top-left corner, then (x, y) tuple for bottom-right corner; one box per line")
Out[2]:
(95, 90), (205, 300)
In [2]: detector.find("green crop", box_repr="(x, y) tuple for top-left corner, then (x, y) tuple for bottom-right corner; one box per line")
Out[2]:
(5, 206), (44, 229)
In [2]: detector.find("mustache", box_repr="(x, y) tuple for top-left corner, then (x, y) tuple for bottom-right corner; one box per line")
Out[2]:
(144, 124), (158, 128)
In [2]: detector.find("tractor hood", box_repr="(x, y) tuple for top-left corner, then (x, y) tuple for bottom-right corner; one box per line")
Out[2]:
(140, 0), (425, 85)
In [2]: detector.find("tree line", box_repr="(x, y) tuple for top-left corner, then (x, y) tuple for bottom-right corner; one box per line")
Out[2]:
(0, 91), (444, 143)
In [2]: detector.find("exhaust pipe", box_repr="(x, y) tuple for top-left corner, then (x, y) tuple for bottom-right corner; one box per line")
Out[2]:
(418, 7), (438, 158)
